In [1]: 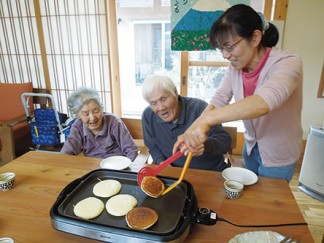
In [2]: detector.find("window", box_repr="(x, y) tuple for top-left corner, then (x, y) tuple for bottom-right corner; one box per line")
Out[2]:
(133, 21), (171, 85)
(39, 0), (111, 114)
(119, 19), (179, 117)
(1, 0), (274, 122)
(117, 0), (266, 118)
(118, 1), (228, 117)
(0, 0), (112, 115)
(117, 1), (176, 117)
(187, 50), (228, 102)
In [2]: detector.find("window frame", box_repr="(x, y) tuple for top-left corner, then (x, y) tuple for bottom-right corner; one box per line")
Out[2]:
(132, 19), (171, 85)
(0, 0), (288, 120)
(317, 61), (324, 98)
(112, 0), (287, 118)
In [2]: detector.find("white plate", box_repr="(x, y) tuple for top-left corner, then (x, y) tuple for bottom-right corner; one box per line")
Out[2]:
(222, 167), (258, 186)
(100, 156), (131, 170)
(229, 231), (285, 243)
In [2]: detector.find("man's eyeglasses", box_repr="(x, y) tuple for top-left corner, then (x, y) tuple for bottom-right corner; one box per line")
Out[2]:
(217, 38), (243, 53)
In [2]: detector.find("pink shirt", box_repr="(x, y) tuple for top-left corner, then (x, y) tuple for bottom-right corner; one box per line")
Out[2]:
(210, 48), (303, 167)
(242, 48), (271, 97)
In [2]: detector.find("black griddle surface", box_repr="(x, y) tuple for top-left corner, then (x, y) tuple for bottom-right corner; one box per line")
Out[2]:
(54, 169), (189, 235)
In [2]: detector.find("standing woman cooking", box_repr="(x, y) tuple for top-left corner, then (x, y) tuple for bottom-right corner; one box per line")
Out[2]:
(173, 4), (303, 182)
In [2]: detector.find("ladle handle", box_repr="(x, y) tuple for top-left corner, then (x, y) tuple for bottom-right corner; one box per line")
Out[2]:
(154, 151), (183, 172)
(162, 152), (192, 195)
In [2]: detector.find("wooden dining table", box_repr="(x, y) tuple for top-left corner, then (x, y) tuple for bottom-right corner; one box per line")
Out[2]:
(0, 151), (314, 242)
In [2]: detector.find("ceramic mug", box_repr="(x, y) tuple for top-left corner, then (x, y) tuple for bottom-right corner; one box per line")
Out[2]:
(224, 180), (244, 199)
(0, 172), (16, 191)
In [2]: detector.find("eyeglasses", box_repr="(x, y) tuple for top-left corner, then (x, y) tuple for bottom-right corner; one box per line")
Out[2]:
(217, 38), (243, 53)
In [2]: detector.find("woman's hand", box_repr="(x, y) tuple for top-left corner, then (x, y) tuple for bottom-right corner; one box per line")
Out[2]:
(179, 140), (205, 157)
(173, 95), (271, 156)
(173, 116), (211, 156)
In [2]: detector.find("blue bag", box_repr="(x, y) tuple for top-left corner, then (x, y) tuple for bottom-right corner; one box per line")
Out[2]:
(30, 122), (61, 146)
(31, 108), (70, 146)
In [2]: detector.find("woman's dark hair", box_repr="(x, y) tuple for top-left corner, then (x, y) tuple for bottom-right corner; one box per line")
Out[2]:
(210, 4), (279, 48)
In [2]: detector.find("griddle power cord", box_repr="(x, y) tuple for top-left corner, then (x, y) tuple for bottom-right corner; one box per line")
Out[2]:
(218, 216), (308, 228)
(195, 208), (308, 228)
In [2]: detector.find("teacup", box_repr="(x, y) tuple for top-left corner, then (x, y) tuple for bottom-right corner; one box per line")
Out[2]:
(224, 180), (244, 199)
(0, 172), (16, 191)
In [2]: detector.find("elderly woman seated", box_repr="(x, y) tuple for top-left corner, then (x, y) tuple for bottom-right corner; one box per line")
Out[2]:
(61, 87), (138, 161)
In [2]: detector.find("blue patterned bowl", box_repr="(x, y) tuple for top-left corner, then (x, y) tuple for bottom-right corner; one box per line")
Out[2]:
(0, 172), (15, 191)
(224, 180), (244, 199)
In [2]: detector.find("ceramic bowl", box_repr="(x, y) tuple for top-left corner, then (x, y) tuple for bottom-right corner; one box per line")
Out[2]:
(0, 237), (14, 243)
(224, 180), (244, 199)
(0, 172), (16, 191)
(222, 167), (258, 186)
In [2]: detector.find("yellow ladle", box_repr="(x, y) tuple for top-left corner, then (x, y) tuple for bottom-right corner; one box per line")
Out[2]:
(162, 152), (192, 195)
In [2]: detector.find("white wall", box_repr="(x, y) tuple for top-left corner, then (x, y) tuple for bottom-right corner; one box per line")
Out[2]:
(283, 0), (324, 138)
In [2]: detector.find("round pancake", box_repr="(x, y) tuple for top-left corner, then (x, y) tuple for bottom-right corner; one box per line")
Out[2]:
(126, 207), (158, 230)
(73, 197), (104, 219)
(106, 194), (138, 216)
(93, 179), (121, 198)
(141, 176), (165, 198)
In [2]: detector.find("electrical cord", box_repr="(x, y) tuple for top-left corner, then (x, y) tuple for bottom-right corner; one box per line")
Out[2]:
(194, 208), (308, 228)
(218, 216), (308, 228)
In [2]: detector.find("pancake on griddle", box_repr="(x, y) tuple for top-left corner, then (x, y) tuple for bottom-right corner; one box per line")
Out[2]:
(73, 197), (104, 220)
(93, 179), (121, 198)
(126, 207), (158, 230)
(106, 194), (138, 216)
(141, 176), (165, 198)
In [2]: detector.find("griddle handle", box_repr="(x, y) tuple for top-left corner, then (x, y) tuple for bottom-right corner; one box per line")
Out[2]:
(57, 177), (84, 199)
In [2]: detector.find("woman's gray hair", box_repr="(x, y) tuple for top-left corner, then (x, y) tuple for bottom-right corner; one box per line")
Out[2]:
(142, 75), (178, 102)
(67, 87), (103, 118)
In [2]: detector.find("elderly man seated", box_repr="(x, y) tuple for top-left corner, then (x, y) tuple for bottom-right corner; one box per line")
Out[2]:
(141, 75), (231, 171)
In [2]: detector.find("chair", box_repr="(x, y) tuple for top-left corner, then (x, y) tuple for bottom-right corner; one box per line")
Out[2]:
(0, 84), (50, 166)
(222, 125), (243, 167)
(121, 118), (151, 165)
(122, 119), (241, 167)
(0, 83), (33, 165)
(222, 126), (237, 155)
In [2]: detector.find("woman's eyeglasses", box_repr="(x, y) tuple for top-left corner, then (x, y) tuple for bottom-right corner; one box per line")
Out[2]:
(217, 38), (243, 53)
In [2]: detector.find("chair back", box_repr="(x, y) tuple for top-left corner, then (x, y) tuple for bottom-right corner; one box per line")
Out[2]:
(222, 126), (237, 154)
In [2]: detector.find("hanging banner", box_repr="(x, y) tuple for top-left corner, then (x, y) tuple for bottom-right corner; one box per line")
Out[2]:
(171, 0), (250, 51)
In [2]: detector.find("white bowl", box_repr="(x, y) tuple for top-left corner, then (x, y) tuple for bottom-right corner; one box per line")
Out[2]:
(0, 172), (16, 191)
(222, 167), (258, 186)
(0, 237), (14, 243)
(224, 180), (244, 199)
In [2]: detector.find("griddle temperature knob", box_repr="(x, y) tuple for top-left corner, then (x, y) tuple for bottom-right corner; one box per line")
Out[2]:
(195, 207), (217, 225)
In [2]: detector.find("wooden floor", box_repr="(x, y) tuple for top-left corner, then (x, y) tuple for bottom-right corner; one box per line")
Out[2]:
(289, 168), (324, 243)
